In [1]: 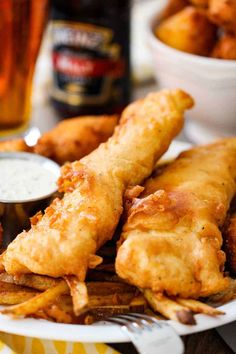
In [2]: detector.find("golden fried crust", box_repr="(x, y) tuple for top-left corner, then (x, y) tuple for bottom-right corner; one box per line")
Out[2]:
(116, 139), (236, 298)
(211, 34), (236, 59)
(209, 0), (236, 33)
(156, 6), (217, 56)
(189, 0), (209, 7)
(0, 139), (32, 153)
(160, 0), (189, 20)
(3, 90), (193, 279)
(34, 115), (118, 165)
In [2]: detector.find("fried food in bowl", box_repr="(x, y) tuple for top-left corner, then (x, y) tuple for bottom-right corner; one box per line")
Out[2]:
(160, 0), (189, 20)
(156, 6), (217, 56)
(209, 0), (236, 33)
(148, 1), (236, 142)
(189, 0), (209, 7)
(211, 34), (236, 59)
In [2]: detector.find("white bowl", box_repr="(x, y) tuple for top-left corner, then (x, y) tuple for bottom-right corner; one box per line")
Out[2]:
(147, 10), (236, 143)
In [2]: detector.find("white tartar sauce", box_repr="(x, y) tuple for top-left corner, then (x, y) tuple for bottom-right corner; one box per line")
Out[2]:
(0, 159), (57, 201)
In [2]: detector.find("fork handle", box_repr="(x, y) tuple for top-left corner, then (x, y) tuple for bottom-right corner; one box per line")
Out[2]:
(121, 324), (184, 354)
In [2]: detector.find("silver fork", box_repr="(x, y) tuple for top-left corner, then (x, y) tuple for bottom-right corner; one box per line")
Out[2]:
(106, 313), (184, 354)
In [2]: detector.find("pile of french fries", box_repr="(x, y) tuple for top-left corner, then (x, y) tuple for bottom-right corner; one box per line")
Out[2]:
(0, 241), (233, 326)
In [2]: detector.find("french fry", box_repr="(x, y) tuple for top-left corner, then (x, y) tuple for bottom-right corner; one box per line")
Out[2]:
(1, 281), (68, 316)
(44, 304), (74, 324)
(144, 290), (196, 325)
(0, 245), (228, 325)
(57, 295), (74, 313)
(89, 305), (134, 319)
(65, 276), (88, 316)
(88, 297), (147, 322)
(0, 279), (38, 305)
(87, 271), (122, 283)
(0, 281), (31, 292)
(49, 292), (144, 324)
(0, 290), (38, 305)
(130, 295), (147, 313)
(87, 282), (136, 296)
(94, 264), (115, 273)
(0, 273), (14, 284)
(31, 310), (53, 321)
(176, 298), (224, 316)
(207, 278), (236, 305)
(84, 314), (95, 325)
(0, 272), (61, 291)
(89, 293), (135, 307)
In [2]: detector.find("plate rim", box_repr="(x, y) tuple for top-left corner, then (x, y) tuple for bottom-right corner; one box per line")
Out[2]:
(1, 140), (235, 343)
(1, 300), (236, 343)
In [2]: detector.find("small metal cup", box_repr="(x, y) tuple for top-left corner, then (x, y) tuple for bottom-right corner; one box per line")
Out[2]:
(0, 152), (60, 247)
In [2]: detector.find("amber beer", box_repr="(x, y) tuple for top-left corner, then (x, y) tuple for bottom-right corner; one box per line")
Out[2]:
(0, 0), (48, 137)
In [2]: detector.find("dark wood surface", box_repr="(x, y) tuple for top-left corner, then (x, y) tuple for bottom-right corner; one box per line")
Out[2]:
(109, 329), (234, 354)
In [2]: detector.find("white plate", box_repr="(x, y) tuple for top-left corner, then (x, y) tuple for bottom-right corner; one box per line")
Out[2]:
(1, 140), (235, 343)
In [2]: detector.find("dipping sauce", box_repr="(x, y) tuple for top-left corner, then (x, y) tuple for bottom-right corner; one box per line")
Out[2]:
(0, 158), (58, 201)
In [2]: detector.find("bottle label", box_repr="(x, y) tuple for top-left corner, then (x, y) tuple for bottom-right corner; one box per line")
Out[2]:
(51, 21), (125, 107)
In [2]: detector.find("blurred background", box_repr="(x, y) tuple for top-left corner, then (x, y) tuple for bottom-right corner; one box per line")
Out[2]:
(1, 0), (236, 144)
(31, 0), (159, 133)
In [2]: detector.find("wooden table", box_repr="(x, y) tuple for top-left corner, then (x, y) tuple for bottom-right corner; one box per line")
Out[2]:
(30, 83), (234, 354)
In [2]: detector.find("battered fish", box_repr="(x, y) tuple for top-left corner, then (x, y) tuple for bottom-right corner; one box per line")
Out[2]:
(34, 115), (118, 164)
(0, 139), (32, 153)
(116, 139), (236, 298)
(2, 90), (193, 279)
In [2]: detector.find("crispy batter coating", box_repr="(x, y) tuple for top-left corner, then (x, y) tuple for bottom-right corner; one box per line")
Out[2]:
(116, 139), (236, 298)
(3, 90), (193, 279)
(211, 34), (236, 59)
(209, 0), (236, 33)
(160, 0), (189, 20)
(156, 6), (217, 56)
(0, 139), (32, 153)
(189, 0), (209, 7)
(34, 115), (118, 165)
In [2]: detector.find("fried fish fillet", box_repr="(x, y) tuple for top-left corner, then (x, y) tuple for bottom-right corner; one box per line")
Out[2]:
(2, 90), (193, 279)
(116, 139), (236, 298)
(34, 115), (118, 164)
(0, 139), (32, 153)
(0, 116), (117, 165)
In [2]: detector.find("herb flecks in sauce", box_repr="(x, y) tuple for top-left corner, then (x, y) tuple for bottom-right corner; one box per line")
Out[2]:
(0, 159), (57, 201)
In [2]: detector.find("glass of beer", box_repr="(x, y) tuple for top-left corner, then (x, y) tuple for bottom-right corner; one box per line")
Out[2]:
(0, 0), (48, 138)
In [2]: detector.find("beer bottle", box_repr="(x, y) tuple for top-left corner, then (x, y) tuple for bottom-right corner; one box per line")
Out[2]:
(51, 0), (131, 118)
